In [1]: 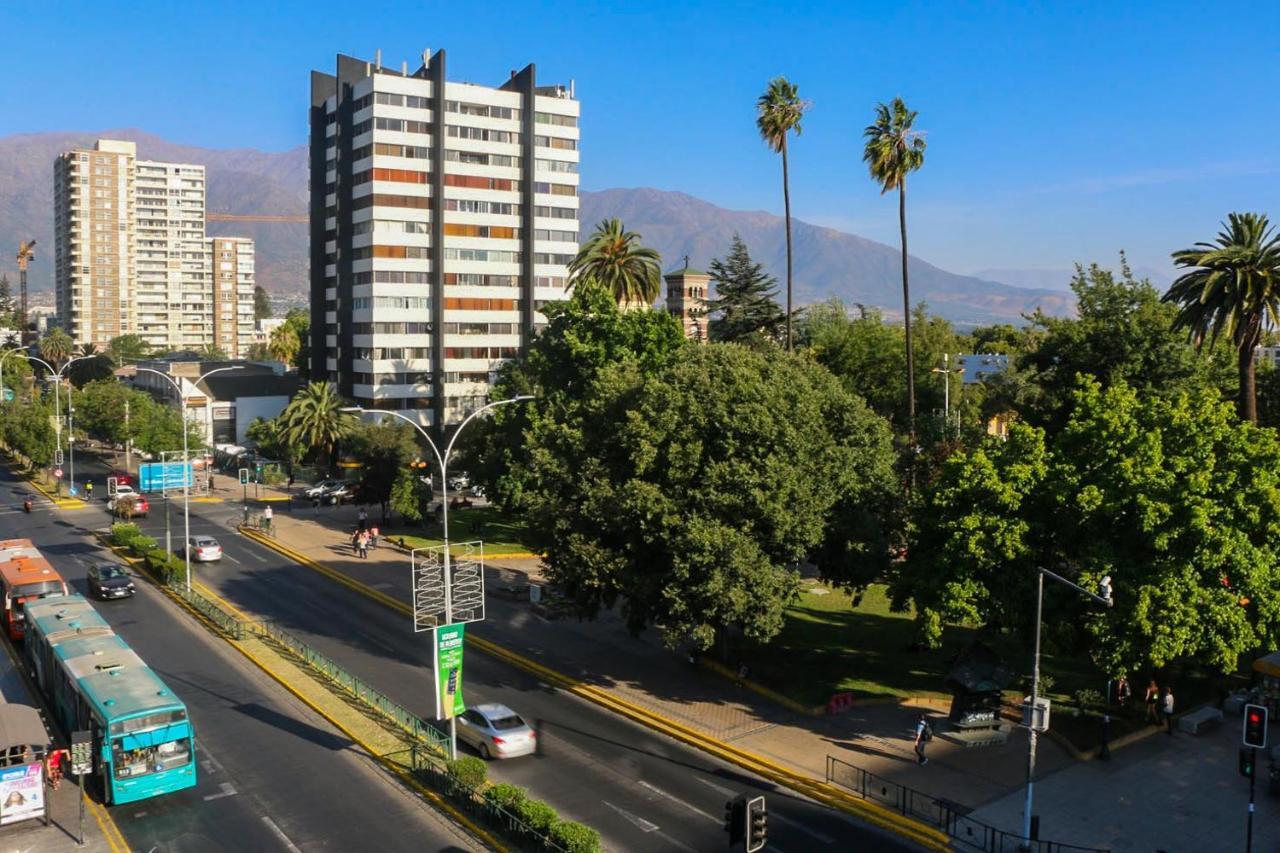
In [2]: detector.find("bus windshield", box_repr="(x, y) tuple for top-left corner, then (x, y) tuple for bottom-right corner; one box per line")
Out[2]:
(8, 580), (66, 602)
(111, 736), (191, 780)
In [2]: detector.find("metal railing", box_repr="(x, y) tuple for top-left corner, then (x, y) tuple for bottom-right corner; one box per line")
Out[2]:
(173, 585), (246, 640)
(385, 746), (570, 853)
(826, 755), (1110, 853)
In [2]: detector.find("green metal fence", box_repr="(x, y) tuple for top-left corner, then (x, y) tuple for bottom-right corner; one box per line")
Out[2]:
(174, 585), (246, 640)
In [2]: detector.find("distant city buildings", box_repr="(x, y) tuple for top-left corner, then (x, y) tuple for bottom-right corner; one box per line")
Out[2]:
(53, 139), (256, 355)
(309, 49), (580, 427)
(955, 353), (1010, 385)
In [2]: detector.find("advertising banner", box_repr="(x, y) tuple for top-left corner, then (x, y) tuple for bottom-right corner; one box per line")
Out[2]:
(139, 462), (193, 493)
(0, 763), (44, 825)
(432, 623), (466, 720)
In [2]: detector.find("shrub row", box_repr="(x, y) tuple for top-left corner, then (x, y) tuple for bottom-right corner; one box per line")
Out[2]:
(477, 779), (600, 853)
(110, 522), (187, 586)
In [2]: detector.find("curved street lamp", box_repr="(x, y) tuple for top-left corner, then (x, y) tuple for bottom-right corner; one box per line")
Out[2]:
(343, 394), (535, 758)
(22, 353), (93, 495)
(0, 346), (29, 405)
(135, 366), (243, 593)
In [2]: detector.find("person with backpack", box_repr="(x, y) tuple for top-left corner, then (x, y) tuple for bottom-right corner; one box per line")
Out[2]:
(913, 713), (933, 765)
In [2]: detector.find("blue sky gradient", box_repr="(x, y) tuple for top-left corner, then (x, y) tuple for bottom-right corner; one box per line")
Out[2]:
(4, 0), (1277, 277)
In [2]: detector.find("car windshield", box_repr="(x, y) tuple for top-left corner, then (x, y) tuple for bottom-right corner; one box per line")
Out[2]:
(99, 566), (127, 580)
(196, 539), (217, 547)
(489, 714), (526, 731)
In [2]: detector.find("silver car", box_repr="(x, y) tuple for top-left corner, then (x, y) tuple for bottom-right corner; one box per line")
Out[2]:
(187, 536), (223, 562)
(456, 703), (536, 759)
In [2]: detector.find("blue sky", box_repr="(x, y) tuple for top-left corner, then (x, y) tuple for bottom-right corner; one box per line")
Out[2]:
(4, 0), (1277, 278)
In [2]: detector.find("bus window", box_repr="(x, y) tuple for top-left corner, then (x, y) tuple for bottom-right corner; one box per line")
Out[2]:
(111, 737), (191, 779)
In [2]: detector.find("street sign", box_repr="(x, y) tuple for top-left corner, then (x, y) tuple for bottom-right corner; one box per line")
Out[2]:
(52, 468), (63, 479)
(70, 731), (92, 775)
(139, 461), (193, 493)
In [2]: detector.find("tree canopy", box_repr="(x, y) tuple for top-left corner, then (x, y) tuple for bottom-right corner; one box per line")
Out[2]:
(702, 235), (785, 345)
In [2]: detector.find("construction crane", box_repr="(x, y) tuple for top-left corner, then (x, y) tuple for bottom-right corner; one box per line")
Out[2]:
(207, 213), (307, 223)
(15, 240), (35, 346)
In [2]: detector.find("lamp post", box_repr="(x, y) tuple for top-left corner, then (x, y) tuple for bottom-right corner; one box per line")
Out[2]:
(135, 366), (243, 593)
(1022, 567), (1112, 849)
(0, 346), (29, 405)
(930, 354), (964, 436)
(344, 395), (534, 759)
(22, 354), (91, 495)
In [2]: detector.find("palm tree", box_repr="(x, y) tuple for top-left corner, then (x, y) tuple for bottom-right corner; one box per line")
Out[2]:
(279, 382), (354, 467)
(568, 218), (662, 307)
(756, 77), (809, 352)
(863, 97), (927, 434)
(268, 323), (301, 367)
(39, 328), (74, 371)
(1162, 212), (1280, 423)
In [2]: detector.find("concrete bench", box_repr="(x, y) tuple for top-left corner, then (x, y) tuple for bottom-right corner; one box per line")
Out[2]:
(1178, 706), (1223, 734)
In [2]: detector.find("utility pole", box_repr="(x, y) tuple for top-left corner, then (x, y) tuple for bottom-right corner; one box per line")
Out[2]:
(15, 241), (34, 346)
(123, 399), (131, 470)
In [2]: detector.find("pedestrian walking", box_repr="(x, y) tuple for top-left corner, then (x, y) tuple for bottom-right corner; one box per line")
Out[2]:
(45, 747), (66, 790)
(1145, 679), (1160, 724)
(369, 526), (379, 549)
(1114, 675), (1131, 708)
(358, 507), (368, 532)
(351, 530), (361, 554)
(913, 714), (933, 765)
(262, 504), (273, 533)
(358, 531), (369, 559)
(1162, 687), (1175, 734)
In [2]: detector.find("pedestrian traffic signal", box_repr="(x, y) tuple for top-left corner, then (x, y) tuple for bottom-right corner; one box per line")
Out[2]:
(1243, 703), (1268, 749)
(723, 795), (745, 845)
(1240, 746), (1256, 779)
(746, 795), (767, 853)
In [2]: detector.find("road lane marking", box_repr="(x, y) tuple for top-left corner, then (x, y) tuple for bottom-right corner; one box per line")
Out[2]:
(637, 780), (718, 822)
(769, 809), (837, 845)
(262, 816), (303, 853)
(246, 550), (269, 563)
(694, 776), (736, 797)
(602, 800), (660, 832)
(202, 781), (237, 800)
(221, 553), (241, 565)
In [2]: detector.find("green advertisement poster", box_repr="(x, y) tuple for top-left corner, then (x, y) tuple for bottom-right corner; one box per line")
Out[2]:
(433, 623), (466, 720)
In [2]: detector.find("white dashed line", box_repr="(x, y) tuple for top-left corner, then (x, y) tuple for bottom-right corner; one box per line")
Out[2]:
(202, 781), (237, 801)
(637, 780), (718, 822)
(262, 816), (302, 853)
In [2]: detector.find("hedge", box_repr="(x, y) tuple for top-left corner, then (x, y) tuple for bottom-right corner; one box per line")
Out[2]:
(549, 820), (601, 853)
(445, 756), (487, 791)
(516, 798), (558, 835)
(482, 782), (526, 812)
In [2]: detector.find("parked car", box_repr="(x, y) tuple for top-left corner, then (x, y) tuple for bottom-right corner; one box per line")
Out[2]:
(107, 487), (149, 518)
(187, 536), (223, 562)
(88, 563), (135, 600)
(456, 703), (536, 760)
(447, 474), (470, 492)
(303, 479), (346, 499)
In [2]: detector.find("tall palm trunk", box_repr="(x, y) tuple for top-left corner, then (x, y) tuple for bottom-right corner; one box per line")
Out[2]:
(781, 137), (794, 352)
(1239, 319), (1261, 424)
(899, 180), (915, 437)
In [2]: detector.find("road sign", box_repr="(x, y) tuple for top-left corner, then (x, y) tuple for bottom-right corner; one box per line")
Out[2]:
(139, 461), (193, 493)
(1, 389), (11, 402)
(70, 731), (92, 775)
(53, 468), (63, 479)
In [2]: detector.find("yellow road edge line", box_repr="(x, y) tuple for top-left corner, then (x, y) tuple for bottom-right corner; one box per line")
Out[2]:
(85, 794), (129, 853)
(93, 533), (503, 853)
(240, 527), (951, 850)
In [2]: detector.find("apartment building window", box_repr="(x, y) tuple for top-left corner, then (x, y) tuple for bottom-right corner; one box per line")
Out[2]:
(443, 249), (520, 263)
(351, 193), (431, 211)
(441, 322), (516, 336)
(372, 142), (432, 159)
(534, 112), (578, 128)
(376, 117), (432, 134)
(442, 175), (518, 192)
(352, 295), (431, 310)
(352, 322), (433, 335)
(536, 158), (578, 174)
(354, 347), (432, 360)
(353, 219), (432, 236)
(534, 135), (578, 151)
(375, 93), (431, 109)
(352, 168), (430, 186)
(445, 199), (515, 215)
(533, 253), (574, 265)
(445, 150), (521, 168)
(443, 297), (517, 311)
(444, 273), (518, 287)
(351, 245), (431, 260)
(443, 224), (518, 239)
(534, 205), (577, 220)
(446, 126), (518, 144)
(352, 271), (431, 285)
(533, 229), (578, 243)
(445, 101), (519, 121)
(534, 182), (577, 196)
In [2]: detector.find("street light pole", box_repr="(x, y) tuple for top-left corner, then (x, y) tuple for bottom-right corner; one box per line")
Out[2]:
(0, 346), (29, 405)
(1022, 566), (1112, 849)
(344, 395), (534, 759)
(136, 366), (243, 593)
(22, 354), (90, 496)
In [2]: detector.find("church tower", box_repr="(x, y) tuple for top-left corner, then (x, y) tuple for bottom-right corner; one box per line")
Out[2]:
(664, 257), (710, 341)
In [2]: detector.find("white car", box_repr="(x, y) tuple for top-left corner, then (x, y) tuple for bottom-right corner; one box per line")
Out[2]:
(106, 485), (136, 509)
(187, 536), (223, 562)
(456, 703), (537, 760)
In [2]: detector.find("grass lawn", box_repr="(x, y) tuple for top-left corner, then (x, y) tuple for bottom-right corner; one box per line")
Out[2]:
(725, 581), (1231, 751)
(384, 506), (536, 555)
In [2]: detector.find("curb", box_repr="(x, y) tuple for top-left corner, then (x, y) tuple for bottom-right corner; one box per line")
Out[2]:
(238, 527), (951, 851)
(698, 658), (827, 716)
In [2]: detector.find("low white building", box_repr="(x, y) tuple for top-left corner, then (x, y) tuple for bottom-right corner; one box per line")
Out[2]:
(129, 356), (298, 445)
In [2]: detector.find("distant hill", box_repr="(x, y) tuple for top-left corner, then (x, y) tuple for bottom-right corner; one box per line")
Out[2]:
(973, 266), (1172, 293)
(0, 129), (1073, 324)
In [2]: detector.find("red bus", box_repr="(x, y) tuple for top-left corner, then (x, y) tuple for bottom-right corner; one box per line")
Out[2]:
(0, 540), (69, 640)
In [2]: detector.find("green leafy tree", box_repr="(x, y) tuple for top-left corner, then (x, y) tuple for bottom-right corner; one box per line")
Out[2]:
(196, 344), (229, 360)
(0, 276), (14, 329)
(73, 381), (139, 446)
(133, 396), (202, 456)
(244, 342), (271, 361)
(1162, 212), (1280, 423)
(0, 400), (56, 467)
(520, 343), (896, 649)
(279, 382), (354, 468)
(268, 323), (301, 367)
(106, 334), (153, 366)
(568, 219), (662, 307)
(244, 415), (301, 465)
(348, 419), (419, 521)
(66, 345), (114, 388)
(39, 328), (74, 371)
(864, 97), (927, 435)
(897, 377), (1280, 675)
(389, 467), (431, 526)
(281, 309), (311, 377)
(756, 76), (808, 351)
(253, 285), (272, 321)
(702, 235), (786, 345)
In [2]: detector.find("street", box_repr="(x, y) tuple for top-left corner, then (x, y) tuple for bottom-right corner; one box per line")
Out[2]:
(0, 464), (483, 853)
(68, 450), (915, 852)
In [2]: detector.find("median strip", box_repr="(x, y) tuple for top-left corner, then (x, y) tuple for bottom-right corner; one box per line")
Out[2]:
(239, 526), (951, 851)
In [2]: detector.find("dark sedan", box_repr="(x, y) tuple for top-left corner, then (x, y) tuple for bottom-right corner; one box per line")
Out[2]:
(88, 563), (136, 600)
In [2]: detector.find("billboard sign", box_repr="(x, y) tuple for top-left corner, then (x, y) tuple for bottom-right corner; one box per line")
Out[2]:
(139, 462), (193, 493)
(0, 763), (44, 825)
(432, 623), (466, 720)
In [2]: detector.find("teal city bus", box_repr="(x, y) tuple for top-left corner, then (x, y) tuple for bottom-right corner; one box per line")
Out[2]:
(23, 595), (196, 804)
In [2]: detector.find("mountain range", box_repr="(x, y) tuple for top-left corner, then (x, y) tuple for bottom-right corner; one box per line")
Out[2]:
(0, 129), (1073, 324)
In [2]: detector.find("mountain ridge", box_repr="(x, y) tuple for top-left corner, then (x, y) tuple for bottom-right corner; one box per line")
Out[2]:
(0, 129), (1072, 324)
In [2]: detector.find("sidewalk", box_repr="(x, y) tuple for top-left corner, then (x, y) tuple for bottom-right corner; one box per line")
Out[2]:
(251, 501), (1077, 816)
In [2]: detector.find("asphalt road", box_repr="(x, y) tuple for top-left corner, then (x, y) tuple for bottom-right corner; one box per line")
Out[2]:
(1, 465), (480, 853)
(67, 451), (917, 853)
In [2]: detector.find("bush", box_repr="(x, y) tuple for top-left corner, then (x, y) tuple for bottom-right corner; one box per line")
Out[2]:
(482, 782), (527, 813)
(144, 550), (187, 586)
(1073, 688), (1104, 711)
(549, 820), (601, 853)
(516, 798), (558, 835)
(110, 522), (142, 549)
(445, 756), (487, 791)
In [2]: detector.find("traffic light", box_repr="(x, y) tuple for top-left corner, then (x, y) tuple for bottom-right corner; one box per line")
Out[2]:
(1243, 703), (1269, 749)
(723, 796), (745, 845)
(746, 795), (767, 853)
(1240, 746), (1256, 779)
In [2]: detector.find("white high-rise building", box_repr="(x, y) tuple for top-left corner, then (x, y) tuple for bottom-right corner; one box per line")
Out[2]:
(54, 139), (256, 355)
(309, 50), (580, 428)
